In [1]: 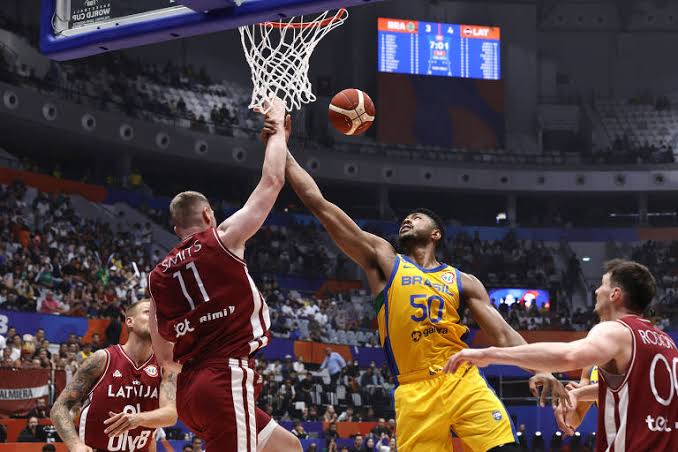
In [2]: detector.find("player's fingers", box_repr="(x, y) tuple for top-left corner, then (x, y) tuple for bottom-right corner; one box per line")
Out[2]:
(448, 355), (463, 373)
(113, 423), (132, 437)
(554, 407), (567, 430)
(552, 392), (560, 409)
(555, 405), (574, 437)
(106, 417), (130, 436)
(539, 383), (549, 407)
(528, 378), (539, 398)
(103, 412), (122, 425)
(258, 99), (270, 114)
(104, 415), (128, 433)
(554, 387), (570, 410)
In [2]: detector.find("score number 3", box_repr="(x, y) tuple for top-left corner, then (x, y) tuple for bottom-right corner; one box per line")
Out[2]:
(410, 294), (444, 323)
(173, 262), (210, 309)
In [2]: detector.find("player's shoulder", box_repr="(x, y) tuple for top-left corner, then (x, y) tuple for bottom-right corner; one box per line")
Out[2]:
(458, 271), (482, 289)
(77, 349), (109, 378)
(589, 320), (634, 339)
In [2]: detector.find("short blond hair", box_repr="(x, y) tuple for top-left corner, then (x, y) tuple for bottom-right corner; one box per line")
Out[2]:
(125, 299), (150, 318)
(169, 191), (210, 228)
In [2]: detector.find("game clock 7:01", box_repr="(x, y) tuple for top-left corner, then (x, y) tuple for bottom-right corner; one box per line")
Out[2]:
(378, 18), (501, 80)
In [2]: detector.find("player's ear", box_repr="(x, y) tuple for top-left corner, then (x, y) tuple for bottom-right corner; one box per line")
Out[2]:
(431, 228), (441, 242)
(201, 206), (212, 225)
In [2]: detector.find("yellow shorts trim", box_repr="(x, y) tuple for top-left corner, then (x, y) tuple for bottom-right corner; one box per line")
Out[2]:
(394, 365), (516, 452)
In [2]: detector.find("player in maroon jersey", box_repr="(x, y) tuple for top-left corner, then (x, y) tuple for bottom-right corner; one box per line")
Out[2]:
(147, 98), (301, 452)
(50, 300), (178, 452)
(445, 259), (678, 451)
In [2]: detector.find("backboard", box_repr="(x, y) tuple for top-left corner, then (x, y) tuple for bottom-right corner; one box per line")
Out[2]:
(40, 0), (381, 61)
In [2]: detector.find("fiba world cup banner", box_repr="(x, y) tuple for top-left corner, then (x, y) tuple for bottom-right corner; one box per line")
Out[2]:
(68, 0), (176, 28)
(0, 369), (50, 417)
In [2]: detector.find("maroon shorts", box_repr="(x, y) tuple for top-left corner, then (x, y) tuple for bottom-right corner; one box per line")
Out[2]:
(177, 358), (276, 451)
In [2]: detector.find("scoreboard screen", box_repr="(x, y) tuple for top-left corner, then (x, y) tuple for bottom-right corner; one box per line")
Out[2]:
(378, 18), (501, 80)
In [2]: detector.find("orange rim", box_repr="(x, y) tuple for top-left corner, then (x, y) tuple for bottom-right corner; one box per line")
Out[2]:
(264, 8), (348, 29)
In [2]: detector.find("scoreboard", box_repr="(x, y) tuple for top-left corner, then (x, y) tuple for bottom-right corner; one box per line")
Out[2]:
(378, 18), (501, 80)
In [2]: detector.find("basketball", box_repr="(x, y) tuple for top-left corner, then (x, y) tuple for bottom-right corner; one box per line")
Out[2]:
(328, 88), (376, 136)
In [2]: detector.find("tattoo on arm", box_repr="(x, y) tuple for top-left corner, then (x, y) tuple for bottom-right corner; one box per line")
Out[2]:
(161, 371), (177, 403)
(50, 350), (107, 445)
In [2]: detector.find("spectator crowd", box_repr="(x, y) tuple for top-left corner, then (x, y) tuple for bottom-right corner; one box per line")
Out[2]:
(0, 181), (154, 321)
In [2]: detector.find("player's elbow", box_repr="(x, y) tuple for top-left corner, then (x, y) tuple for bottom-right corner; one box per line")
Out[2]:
(562, 349), (585, 371)
(492, 329), (516, 348)
(300, 188), (326, 210)
(49, 403), (62, 420)
(165, 410), (178, 426)
(261, 169), (285, 192)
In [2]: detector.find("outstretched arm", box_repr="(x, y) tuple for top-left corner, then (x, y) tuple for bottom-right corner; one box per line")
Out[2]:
(217, 98), (288, 256)
(463, 273), (526, 347)
(260, 115), (393, 275)
(285, 150), (392, 271)
(50, 349), (107, 451)
(104, 370), (178, 436)
(445, 321), (632, 373)
(463, 272), (569, 406)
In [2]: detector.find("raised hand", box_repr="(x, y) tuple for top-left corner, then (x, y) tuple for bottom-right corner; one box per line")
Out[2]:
(261, 114), (292, 145)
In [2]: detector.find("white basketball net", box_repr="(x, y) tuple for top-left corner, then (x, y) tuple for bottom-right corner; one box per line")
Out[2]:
(239, 9), (348, 112)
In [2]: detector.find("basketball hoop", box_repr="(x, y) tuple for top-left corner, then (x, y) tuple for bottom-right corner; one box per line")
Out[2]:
(239, 9), (348, 113)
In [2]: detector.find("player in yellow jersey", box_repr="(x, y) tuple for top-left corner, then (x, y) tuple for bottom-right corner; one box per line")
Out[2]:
(263, 117), (568, 452)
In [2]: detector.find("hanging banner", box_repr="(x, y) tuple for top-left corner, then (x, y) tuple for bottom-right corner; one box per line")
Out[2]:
(0, 369), (50, 418)
(0, 310), (88, 343)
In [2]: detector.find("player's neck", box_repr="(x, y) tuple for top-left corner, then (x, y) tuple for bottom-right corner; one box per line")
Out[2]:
(406, 246), (439, 269)
(608, 308), (640, 321)
(122, 336), (153, 367)
(179, 226), (208, 241)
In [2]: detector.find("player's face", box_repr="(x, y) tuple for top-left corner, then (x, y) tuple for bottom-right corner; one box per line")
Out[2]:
(399, 213), (439, 248)
(128, 302), (152, 339)
(399, 213), (427, 239)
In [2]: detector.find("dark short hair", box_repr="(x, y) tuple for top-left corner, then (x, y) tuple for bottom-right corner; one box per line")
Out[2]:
(405, 208), (445, 245)
(604, 259), (656, 314)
